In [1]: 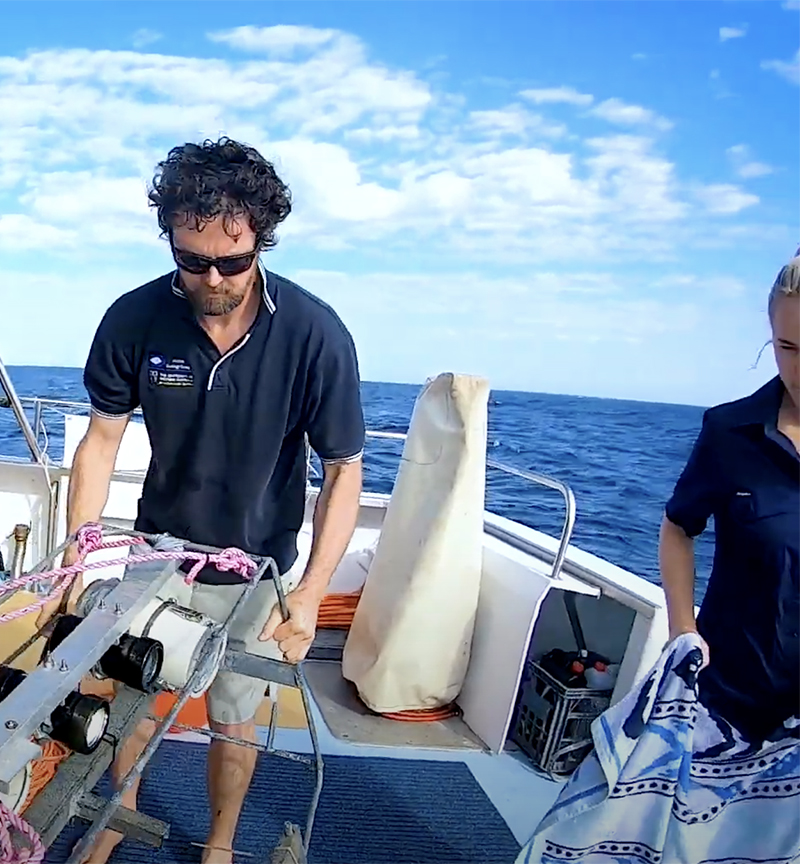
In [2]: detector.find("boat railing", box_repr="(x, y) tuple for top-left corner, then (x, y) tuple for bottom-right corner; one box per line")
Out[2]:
(0, 360), (44, 465)
(0, 368), (576, 583)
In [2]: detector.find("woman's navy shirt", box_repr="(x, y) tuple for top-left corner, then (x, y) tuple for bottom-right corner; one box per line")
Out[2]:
(665, 376), (799, 740)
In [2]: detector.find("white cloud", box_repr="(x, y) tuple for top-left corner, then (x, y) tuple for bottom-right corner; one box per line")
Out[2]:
(0, 27), (779, 271)
(345, 125), (422, 144)
(0, 214), (75, 250)
(654, 273), (748, 298)
(272, 138), (405, 225)
(694, 183), (759, 215)
(719, 26), (747, 42)
(520, 86), (593, 106)
(583, 135), (686, 222)
(0, 267), (171, 366)
(208, 24), (340, 55)
(10, 172), (160, 250)
(274, 268), (761, 406)
(589, 98), (673, 131)
(782, 1), (800, 10)
(762, 49), (800, 86)
(292, 268), (703, 347)
(726, 144), (773, 179)
(468, 105), (566, 139)
(22, 173), (151, 223)
(131, 29), (162, 49)
(0, 24), (789, 406)
(631, 53), (647, 61)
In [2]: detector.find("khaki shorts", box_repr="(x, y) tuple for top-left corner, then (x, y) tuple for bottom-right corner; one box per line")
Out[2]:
(156, 571), (297, 726)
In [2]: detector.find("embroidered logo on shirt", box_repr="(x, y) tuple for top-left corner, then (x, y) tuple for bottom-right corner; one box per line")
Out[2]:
(730, 489), (755, 520)
(148, 356), (194, 388)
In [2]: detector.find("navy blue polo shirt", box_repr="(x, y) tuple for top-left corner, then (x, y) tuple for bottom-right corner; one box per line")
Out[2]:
(665, 375), (799, 741)
(83, 261), (365, 585)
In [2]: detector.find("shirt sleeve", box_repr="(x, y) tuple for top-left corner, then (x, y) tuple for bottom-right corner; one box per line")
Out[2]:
(664, 410), (720, 538)
(304, 319), (365, 464)
(83, 302), (141, 418)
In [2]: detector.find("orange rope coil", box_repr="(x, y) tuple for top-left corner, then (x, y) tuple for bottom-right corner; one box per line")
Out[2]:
(21, 740), (70, 813)
(318, 590), (459, 722)
(316, 590), (362, 629)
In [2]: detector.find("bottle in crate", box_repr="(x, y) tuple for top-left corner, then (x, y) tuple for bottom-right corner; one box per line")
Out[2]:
(512, 655), (614, 777)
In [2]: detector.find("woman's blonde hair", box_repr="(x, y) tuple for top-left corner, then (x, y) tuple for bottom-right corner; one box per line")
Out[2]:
(769, 254), (800, 320)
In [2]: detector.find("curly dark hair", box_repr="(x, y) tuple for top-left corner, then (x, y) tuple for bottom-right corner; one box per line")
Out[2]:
(147, 137), (292, 250)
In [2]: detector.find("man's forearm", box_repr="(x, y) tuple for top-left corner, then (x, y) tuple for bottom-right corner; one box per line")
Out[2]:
(66, 437), (117, 536)
(35, 438), (115, 622)
(298, 461), (362, 598)
(658, 515), (697, 637)
(36, 417), (126, 624)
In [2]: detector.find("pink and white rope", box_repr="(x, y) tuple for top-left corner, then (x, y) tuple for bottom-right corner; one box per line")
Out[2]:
(0, 801), (45, 864)
(0, 523), (257, 861)
(0, 523), (257, 625)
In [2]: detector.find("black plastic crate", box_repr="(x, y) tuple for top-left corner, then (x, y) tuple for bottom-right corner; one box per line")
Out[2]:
(511, 660), (612, 777)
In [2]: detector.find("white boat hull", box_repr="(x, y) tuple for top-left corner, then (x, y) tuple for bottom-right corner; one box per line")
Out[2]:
(0, 400), (670, 846)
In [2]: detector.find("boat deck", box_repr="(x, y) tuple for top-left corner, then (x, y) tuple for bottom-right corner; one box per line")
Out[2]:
(265, 724), (562, 846)
(166, 685), (564, 848)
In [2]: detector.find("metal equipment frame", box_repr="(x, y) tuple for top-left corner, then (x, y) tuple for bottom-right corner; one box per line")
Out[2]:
(0, 525), (323, 864)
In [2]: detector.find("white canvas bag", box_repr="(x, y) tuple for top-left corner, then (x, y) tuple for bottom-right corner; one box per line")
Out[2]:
(341, 372), (489, 712)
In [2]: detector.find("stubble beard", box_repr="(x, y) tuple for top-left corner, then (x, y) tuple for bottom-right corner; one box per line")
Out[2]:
(184, 268), (258, 317)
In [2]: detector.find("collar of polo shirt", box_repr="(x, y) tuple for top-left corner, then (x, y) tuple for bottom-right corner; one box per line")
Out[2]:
(728, 375), (784, 432)
(170, 257), (277, 314)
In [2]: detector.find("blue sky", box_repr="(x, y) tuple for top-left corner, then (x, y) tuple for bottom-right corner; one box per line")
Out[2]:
(0, 1), (797, 406)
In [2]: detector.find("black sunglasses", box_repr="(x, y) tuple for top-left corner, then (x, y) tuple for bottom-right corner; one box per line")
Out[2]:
(171, 245), (259, 277)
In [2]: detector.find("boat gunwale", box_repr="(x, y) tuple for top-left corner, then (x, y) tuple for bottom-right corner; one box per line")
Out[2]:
(0, 394), (667, 612)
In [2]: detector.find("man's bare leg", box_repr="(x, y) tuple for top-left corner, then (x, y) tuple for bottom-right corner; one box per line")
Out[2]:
(77, 716), (156, 864)
(201, 718), (258, 864)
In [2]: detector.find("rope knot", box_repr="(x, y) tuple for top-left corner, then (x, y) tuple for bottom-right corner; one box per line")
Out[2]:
(75, 523), (104, 558)
(214, 548), (257, 579)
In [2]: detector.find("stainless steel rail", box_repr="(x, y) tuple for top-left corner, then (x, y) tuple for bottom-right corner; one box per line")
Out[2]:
(0, 357), (44, 463)
(486, 458), (576, 582)
(1, 393), (578, 583)
(329, 431), (577, 582)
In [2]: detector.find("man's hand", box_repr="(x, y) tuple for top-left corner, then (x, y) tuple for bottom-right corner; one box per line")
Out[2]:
(258, 458), (360, 664)
(258, 584), (323, 664)
(34, 544), (82, 631)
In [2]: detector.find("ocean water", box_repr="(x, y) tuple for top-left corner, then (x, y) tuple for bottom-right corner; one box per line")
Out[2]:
(0, 366), (714, 600)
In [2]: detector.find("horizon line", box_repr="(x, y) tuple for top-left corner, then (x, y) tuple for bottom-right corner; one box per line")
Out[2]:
(4, 362), (714, 410)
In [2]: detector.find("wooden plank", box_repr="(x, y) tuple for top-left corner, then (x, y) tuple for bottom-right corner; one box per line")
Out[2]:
(74, 792), (168, 848)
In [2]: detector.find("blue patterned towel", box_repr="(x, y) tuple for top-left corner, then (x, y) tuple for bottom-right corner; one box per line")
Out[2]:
(515, 633), (800, 864)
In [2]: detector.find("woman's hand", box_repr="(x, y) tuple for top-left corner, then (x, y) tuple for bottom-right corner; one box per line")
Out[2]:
(669, 625), (710, 670)
(659, 516), (709, 668)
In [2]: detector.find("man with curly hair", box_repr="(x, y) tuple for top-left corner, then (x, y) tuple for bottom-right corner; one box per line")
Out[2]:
(39, 137), (365, 863)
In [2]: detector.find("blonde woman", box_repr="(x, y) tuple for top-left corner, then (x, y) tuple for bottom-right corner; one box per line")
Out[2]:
(515, 256), (800, 864)
(661, 254), (799, 744)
